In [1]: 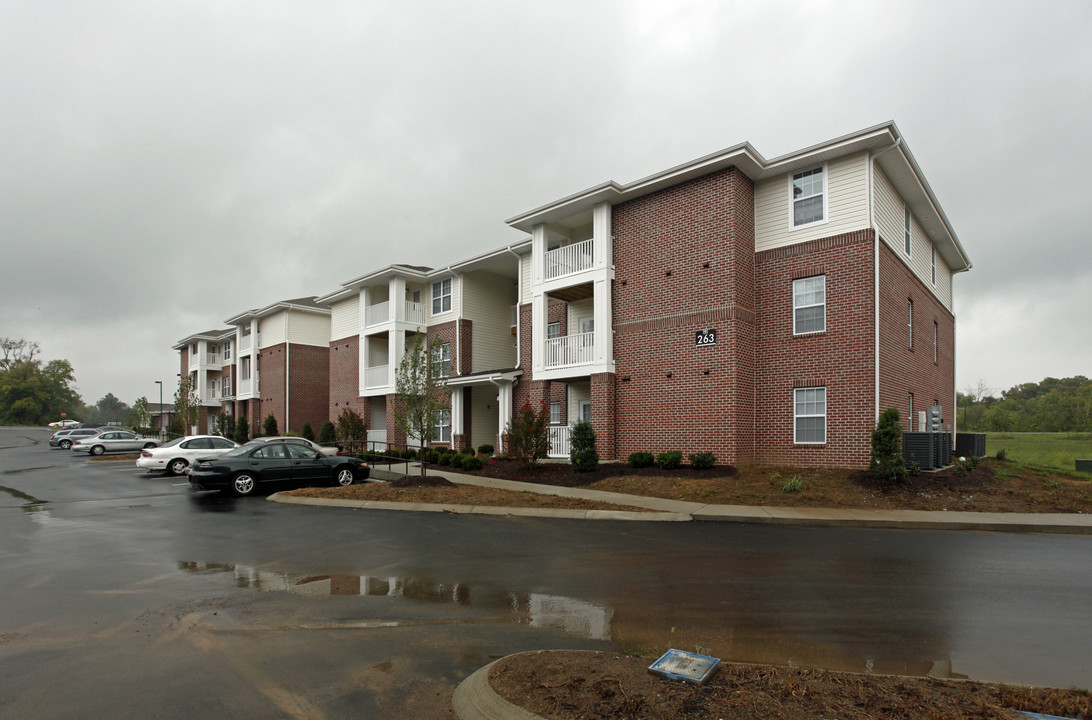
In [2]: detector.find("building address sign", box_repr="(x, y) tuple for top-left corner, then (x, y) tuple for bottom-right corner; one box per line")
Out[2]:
(695, 329), (716, 346)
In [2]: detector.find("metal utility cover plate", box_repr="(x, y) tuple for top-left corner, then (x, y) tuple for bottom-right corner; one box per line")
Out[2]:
(648, 649), (721, 685)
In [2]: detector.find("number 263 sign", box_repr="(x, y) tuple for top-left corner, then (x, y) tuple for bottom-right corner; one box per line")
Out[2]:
(695, 329), (717, 346)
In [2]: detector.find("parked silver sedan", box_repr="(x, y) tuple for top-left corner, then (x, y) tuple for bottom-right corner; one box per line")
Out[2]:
(136, 435), (238, 475)
(70, 429), (160, 456)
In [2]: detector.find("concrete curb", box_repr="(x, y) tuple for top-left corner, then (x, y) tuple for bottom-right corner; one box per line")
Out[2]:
(452, 659), (543, 720)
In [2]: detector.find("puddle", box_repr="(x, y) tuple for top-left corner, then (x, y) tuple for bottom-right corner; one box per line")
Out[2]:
(176, 561), (614, 640)
(0, 484), (49, 507)
(3, 466), (56, 475)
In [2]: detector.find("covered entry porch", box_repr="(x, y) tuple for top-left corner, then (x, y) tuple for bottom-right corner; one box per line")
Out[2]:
(444, 369), (521, 455)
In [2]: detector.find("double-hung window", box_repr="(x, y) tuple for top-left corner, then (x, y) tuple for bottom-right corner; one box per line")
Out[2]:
(908, 299), (914, 349)
(904, 206), (912, 257)
(793, 275), (826, 335)
(547, 322), (561, 339)
(431, 278), (452, 315)
(549, 402), (561, 425)
(432, 408), (451, 443)
(431, 342), (451, 378)
(933, 321), (939, 364)
(794, 387), (826, 444)
(791, 166), (826, 227)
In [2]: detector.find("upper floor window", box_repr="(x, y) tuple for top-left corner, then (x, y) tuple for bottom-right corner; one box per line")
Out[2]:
(904, 206), (912, 257)
(223, 342), (231, 360)
(241, 356), (251, 380)
(432, 278), (452, 315)
(431, 342), (451, 378)
(791, 166), (826, 227)
(794, 387), (826, 444)
(793, 275), (826, 335)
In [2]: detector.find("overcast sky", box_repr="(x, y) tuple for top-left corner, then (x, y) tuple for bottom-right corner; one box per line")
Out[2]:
(2, 0), (1089, 408)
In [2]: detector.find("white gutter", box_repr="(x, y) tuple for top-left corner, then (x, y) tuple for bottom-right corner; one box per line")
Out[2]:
(870, 138), (902, 421)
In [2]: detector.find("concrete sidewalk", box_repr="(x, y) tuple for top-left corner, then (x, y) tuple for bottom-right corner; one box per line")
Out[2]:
(270, 466), (1092, 535)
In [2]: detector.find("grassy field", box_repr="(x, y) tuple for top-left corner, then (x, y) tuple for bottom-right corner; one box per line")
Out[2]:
(984, 432), (1092, 473)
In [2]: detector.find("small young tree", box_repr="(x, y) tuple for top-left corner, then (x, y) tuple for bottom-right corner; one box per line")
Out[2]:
(300, 421), (315, 441)
(870, 407), (908, 483)
(393, 333), (451, 475)
(318, 420), (337, 444)
(263, 413), (279, 437)
(173, 376), (199, 435)
(234, 415), (250, 443)
(335, 408), (367, 448)
(504, 403), (551, 468)
(569, 420), (599, 472)
(131, 396), (150, 429)
(214, 412), (235, 439)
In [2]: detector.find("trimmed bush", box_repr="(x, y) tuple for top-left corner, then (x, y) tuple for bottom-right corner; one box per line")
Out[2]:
(300, 422), (315, 441)
(656, 451), (683, 470)
(438, 453), (453, 466)
(688, 452), (716, 469)
(461, 446), (476, 455)
(263, 414), (278, 437)
(318, 421), (336, 444)
(477, 444), (494, 455)
(461, 455), (484, 471)
(234, 416), (250, 443)
(450, 454), (465, 469)
(569, 420), (599, 473)
(869, 407), (907, 484)
(628, 451), (655, 468)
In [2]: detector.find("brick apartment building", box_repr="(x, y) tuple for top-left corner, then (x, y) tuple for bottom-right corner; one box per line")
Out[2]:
(172, 122), (969, 468)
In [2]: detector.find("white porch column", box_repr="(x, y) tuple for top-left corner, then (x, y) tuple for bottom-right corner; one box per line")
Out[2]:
(450, 386), (464, 449)
(390, 329), (405, 387)
(390, 276), (407, 322)
(592, 201), (612, 269)
(250, 319), (260, 394)
(496, 380), (513, 453)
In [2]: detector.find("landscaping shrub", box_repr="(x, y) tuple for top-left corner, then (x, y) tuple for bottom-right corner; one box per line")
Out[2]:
(477, 444), (494, 455)
(504, 403), (551, 468)
(628, 451), (655, 468)
(569, 420), (599, 473)
(234, 416), (250, 443)
(688, 452), (716, 469)
(300, 422), (314, 441)
(462, 446), (476, 455)
(438, 453), (453, 466)
(996, 448), (1008, 461)
(450, 453), (465, 469)
(657, 451), (683, 470)
(262, 413), (278, 437)
(869, 407), (907, 484)
(318, 420), (336, 444)
(461, 455), (484, 471)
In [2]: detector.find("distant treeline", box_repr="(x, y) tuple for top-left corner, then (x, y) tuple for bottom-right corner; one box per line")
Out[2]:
(958, 376), (1092, 432)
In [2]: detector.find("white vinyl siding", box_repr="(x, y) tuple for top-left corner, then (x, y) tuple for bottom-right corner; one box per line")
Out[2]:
(755, 152), (870, 253)
(259, 310), (331, 348)
(874, 166), (953, 310)
(258, 315), (284, 347)
(461, 270), (519, 372)
(329, 297), (359, 341)
(519, 251), (533, 305)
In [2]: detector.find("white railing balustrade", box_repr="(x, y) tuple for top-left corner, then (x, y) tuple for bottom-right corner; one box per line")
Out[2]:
(239, 336), (252, 352)
(548, 425), (571, 458)
(238, 378), (252, 395)
(365, 365), (389, 388)
(404, 301), (424, 324)
(365, 301), (390, 327)
(544, 239), (594, 280)
(545, 332), (595, 368)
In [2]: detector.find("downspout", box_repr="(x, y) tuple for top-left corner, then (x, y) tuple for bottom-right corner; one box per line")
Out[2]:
(454, 269), (461, 377)
(870, 138), (902, 422)
(284, 309), (290, 434)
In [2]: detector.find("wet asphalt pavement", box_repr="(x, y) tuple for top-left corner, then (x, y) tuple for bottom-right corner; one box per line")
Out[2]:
(2, 427), (1090, 718)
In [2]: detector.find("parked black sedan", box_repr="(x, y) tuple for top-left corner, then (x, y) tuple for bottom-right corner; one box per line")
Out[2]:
(188, 441), (369, 496)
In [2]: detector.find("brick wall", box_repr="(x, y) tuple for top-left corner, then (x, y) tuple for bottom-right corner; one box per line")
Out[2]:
(754, 230), (877, 467)
(610, 167), (757, 464)
(287, 343), (330, 433)
(258, 344), (286, 433)
(877, 241), (956, 433)
(329, 335), (367, 422)
(428, 319), (473, 376)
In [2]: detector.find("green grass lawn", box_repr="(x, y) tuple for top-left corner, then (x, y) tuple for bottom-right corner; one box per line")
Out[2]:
(984, 432), (1092, 473)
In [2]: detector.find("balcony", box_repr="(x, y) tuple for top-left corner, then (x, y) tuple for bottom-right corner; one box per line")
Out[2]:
(239, 335), (253, 353)
(545, 239), (594, 281)
(238, 378), (253, 396)
(365, 300), (389, 327)
(204, 352), (221, 366)
(404, 300), (424, 324)
(545, 332), (594, 368)
(365, 365), (389, 389)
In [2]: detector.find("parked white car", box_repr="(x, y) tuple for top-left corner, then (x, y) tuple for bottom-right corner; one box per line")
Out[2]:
(242, 437), (341, 456)
(136, 435), (239, 475)
(47, 419), (79, 429)
(70, 430), (159, 456)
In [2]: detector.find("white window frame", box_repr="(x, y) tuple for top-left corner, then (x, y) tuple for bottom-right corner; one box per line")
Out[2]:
(547, 322), (561, 339)
(933, 321), (939, 364)
(223, 342), (231, 361)
(792, 275), (826, 335)
(432, 408), (451, 443)
(579, 400), (592, 423)
(904, 205), (912, 257)
(908, 299), (914, 350)
(431, 342), (451, 378)
(241, 356), (251, 380)
(789, 165), (828, 229)
(431, 278), (452, 315)
(793, 387), (826, 444)
(549, 401), (561, 425)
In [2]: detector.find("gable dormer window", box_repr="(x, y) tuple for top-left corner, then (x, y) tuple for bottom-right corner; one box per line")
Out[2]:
(791, 166), (826, 228)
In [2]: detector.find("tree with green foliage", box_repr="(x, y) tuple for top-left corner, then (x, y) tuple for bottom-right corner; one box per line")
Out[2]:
(318, 420), (336, 444)
(214, 411), (235, 439)
(263, 413), (279, 437)
(0, 338), (81, 425)
(504, 403), (551, 468)
(131, 396), (151, 429)
(234, 415), (250, 443)
(95, 393), (129, 424)
(958, 376), (1092, 432)
(570, 419), (599, 472)
(335, 408), (366, 442)
(393, 333), (450, 474)
(870, 407), (907, 483)
(173, 376), (200, 435)
(300, 421), (314, 441)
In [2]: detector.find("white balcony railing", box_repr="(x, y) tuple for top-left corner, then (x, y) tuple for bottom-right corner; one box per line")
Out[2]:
(545, 239), (594, 281)
(239, 335), (253, 353)
(545, 332), (595, 368)
(238, 378), (252, 396)
(547, 425), (571, 458)
(365, 365), (389, 388)
(365, 301), (390, 327)
(405, 301), (424, 324)
(203, 353), (221, 366)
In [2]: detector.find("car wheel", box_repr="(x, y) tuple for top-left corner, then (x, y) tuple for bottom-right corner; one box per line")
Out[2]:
(333, 467), (355, 487)
(168, 458), (188, 476)
(231, 473), (257, 496)
(59, 440), (72, 449)
(90, 445), (105, 456)
(143, 442), (157, 449)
